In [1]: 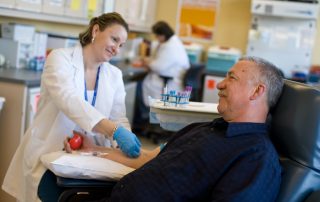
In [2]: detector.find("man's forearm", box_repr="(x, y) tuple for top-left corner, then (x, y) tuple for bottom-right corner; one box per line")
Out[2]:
(92, 146), (160, 169)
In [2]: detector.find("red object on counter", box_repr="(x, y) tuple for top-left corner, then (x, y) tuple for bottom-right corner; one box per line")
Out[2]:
(69, 131), (83, 150)
(310, 65), (320, 75)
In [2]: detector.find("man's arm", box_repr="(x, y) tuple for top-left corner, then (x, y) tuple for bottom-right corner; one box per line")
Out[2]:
(64, 133), (160, 169)
(89, 146), (160, 169)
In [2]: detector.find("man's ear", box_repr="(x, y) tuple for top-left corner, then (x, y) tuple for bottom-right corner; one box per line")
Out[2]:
(250, 84), (266, 100)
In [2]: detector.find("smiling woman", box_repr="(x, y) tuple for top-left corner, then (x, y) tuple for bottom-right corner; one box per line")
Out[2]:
(84, 23), (127, 63)
(2, 12), (142, 202)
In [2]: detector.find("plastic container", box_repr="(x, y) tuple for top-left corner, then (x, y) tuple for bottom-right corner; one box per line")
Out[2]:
(28, 56), (45, 71)
(206, 46), (241, 74)
(184, 43), (203, 64)
(308, 65), (320, 83)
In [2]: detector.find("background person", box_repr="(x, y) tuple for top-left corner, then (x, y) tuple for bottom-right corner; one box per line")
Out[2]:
(2, 12), (141, 202)
(133, 21), (190, 133)
(67, 56), (284, 201)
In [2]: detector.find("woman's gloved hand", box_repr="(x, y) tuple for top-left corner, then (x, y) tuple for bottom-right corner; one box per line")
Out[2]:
(113, 126), (141, 158)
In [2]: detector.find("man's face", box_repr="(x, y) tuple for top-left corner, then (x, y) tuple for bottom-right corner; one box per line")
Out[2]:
(217, 60), (259, 122)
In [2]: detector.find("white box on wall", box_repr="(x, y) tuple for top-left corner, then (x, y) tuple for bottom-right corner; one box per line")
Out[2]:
(33, 32), (48, 57)
(42, 0), (65, 15)
(15, 0), (42, 12)
(202, 74), (224, 104)
(64, 0), (86, 18)
(103, 0), (115, 14)
(46, 35), (79, 50)
(0, 38), (34, 69)
(1, 23), (35, 44)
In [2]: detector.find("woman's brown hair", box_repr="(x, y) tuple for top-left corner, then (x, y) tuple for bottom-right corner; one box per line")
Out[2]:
(79, 12), (129, 47)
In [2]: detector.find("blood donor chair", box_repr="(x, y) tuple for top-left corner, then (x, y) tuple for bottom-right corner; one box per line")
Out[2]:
(57, 80), (320, 202)
(270, 80), (320, 202)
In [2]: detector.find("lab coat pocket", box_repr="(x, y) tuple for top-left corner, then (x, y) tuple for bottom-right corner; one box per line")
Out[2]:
(23, 133), (45, 169)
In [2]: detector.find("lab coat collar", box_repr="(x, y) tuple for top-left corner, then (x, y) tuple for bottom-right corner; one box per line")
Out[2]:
(69, 45), (85, 99)
(71, 45), (84, 70)
(70, 45), (110, 71)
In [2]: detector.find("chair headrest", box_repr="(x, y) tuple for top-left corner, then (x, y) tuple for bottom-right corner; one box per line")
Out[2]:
(270, 80), (320, 171)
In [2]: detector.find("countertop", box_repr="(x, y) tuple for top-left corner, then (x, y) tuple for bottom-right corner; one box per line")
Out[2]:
(0, 68), (42, 87)
(0, 64), (147, 87)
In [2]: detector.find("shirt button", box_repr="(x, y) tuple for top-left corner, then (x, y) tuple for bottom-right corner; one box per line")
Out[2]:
(210, 128), (214, 131)
(120, 184), (124, 189)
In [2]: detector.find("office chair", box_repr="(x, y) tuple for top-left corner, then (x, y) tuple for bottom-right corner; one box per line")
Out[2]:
(270, 80), (320, 202)
(57, 79), (320, 202)
(183, 63), (205, 102)
(159, 63), (205, 102)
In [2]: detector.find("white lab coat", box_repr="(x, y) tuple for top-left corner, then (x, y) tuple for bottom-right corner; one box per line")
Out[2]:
(142, 35), (190, 106)
(2, 45), (130, 202)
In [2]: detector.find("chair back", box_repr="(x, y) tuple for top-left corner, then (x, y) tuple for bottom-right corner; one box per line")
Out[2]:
(183, 64), (205, 102)
(270, 80), (320, 202)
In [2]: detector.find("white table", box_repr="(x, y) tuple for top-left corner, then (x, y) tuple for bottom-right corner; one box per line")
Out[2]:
(149, 99), (221, 131)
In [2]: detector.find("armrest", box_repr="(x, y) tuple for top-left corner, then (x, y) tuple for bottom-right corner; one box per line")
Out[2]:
(56, 176), (117, 188)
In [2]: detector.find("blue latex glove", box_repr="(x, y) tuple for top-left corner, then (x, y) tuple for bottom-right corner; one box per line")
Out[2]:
(113, 126), (141, 158)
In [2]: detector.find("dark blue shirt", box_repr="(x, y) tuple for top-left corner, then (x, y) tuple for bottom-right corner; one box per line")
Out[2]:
(110, 118), (281, 202)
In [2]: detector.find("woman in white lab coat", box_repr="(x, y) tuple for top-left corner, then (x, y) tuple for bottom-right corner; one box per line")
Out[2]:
(2, 12), (141, 202)
(133, 21), (190, 132)
(141, 21), (190, 106)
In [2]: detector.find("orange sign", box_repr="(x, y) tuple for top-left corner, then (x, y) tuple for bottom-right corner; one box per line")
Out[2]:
(207, 79), (215, 89)
(178, 0), (219, 41)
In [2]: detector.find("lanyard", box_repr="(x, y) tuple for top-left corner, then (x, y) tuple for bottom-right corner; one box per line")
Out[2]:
(84, 66), (101, 106)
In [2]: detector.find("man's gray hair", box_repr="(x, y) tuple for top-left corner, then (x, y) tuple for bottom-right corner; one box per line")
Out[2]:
(239, 56), (284, 108)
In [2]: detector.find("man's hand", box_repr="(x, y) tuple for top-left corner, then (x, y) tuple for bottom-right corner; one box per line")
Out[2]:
(64, 131), (97, 153)
(113, 126), (141, 158)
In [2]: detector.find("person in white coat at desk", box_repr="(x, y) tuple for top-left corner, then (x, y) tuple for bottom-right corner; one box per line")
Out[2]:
(133, 21), (190, 133)
(2, 12), (141, 202)
(142, 21), (190, 106)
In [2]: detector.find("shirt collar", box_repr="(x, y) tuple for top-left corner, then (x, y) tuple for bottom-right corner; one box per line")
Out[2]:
(212, 118), (268, 137)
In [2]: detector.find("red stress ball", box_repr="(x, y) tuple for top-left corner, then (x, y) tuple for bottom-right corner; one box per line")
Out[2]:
(69, 131), (83, 150)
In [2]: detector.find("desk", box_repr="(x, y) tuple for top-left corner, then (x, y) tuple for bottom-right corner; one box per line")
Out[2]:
(150, 99), (221, 131)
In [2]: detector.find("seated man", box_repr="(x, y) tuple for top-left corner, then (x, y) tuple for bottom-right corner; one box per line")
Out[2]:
(65, 56), (284, 201)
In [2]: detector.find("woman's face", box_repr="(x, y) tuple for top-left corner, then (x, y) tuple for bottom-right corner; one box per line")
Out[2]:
(92, 24), (127, 62)
(155, 34), (166, 43)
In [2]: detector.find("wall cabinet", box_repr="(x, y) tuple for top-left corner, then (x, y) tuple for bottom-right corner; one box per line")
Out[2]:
(0, 0), (157, 32)
(113, 0), (157, 32)
(0, 0), (104, 25)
